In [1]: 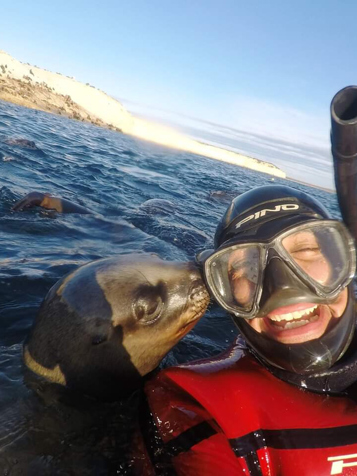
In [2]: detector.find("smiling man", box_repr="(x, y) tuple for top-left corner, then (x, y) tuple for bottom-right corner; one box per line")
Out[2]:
(202, 185), (356, 375)
(136, 185), (357, 476)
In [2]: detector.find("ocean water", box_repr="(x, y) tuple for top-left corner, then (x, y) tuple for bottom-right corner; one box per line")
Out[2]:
(121, 102), (334, 190)
(0, 100), (340, 474)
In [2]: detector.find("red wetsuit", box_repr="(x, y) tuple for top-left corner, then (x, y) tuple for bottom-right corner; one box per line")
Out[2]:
(138, 342), (357, 476)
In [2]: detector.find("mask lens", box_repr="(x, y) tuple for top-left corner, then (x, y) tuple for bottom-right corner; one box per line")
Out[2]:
(281, 223), (352, 291)
(208, 245), (262, 313)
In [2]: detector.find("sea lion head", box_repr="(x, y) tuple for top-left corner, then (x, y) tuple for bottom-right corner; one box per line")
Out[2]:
(24, 255), (210, 399)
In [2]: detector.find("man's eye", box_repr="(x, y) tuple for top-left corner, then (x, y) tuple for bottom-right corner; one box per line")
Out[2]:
(230, 260), (249, 270)
(295, 246), (320, 251)
(292, 247), (321, 259)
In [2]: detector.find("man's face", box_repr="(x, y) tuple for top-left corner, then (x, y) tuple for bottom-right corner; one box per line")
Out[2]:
(228, 229), (348, 345)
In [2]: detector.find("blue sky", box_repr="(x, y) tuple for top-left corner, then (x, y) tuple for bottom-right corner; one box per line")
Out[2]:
(1, 1), (357, 170)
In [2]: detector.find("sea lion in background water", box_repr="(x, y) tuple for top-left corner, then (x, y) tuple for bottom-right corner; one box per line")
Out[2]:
(13, 193), (175, 215)
(12, 191), (92, 214)
(24, 254), (210, 400)
(13, 193), (174, 215)
(4, 138), (39, 149)
(138, 198), (177, 215)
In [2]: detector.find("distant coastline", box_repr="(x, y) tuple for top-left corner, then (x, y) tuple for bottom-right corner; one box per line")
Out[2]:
(0, 51), (286, 179)
(285, 176), (334, 194)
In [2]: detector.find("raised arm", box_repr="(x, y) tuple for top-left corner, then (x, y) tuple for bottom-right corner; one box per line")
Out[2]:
(12, 192), (92, 214)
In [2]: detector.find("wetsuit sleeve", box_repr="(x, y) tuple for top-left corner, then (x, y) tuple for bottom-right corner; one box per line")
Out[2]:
(137, 375), (247, 476)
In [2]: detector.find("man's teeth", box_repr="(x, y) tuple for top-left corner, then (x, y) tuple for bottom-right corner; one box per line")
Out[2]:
(282, 315), (319, 329)
(269, 305), (318, 322)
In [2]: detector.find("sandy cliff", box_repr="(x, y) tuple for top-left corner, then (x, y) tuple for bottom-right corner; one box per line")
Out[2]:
(0, 51), (132, 132)
(0, 51), (286, 178)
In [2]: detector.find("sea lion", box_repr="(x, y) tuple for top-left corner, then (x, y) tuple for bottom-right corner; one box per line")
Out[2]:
(4, 138), (39, 149)
(12, 191), (91, 214)
(24, 254), (210, 400)
(12, 194), (175, 216)
(138, 198), (177, 215)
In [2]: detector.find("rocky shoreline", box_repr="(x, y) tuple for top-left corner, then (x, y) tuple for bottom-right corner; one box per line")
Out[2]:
(0, 76), (124, 132)
(0, 51), (286, 178)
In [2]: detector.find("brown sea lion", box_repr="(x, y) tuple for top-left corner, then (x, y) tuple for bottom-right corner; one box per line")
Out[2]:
(4, 138), (39, 149)
(12, 191), (91, 214)
(24, 254), (210, 400)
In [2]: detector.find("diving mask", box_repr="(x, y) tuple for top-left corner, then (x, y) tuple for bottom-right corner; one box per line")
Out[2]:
(202, 219), (356, 319)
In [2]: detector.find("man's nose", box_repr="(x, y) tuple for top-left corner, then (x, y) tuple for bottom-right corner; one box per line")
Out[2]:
(263, 256), (298, 293)
(257, 256), (314, 316)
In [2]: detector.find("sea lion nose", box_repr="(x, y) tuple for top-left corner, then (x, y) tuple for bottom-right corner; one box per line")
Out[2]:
(189, 278), (204, 297)
(185, 261), (208, 292)
(187, 276), (210, 308)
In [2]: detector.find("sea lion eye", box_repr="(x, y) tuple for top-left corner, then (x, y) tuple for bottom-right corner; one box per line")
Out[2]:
(133, 284), (165, 324)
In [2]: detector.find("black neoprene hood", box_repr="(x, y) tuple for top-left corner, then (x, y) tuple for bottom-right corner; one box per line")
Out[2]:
(214, 185), (330, 249)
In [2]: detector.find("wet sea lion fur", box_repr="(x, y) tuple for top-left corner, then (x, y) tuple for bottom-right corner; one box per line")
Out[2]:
(24, 254), (210, 399)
